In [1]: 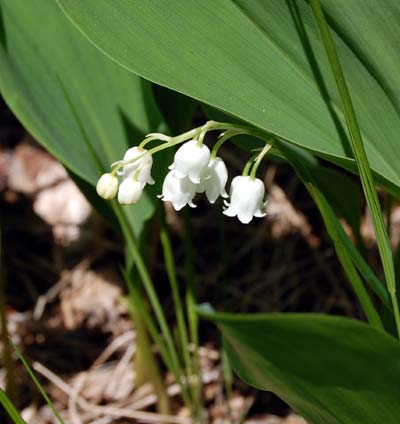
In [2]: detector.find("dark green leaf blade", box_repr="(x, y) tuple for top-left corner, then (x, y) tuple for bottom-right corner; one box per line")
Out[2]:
(0, 0), (163, 235)
(58, 0), (400, 196)
(202, 311), (400, 424)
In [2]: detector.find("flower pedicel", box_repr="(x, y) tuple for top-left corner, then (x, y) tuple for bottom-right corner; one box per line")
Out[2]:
(96, 121), (272, 223)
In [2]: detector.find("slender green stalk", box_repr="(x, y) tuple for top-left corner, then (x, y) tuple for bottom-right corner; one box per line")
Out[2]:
(123, 263), (170, 414)
(0, 388), (27, 424)
(310, 186), (383, 329)
(221, 348), (233, 419)
(159, 214), (193, 398)
(310, 0), (400, 336)
(123, 270), (173, 370)
(12, 342), (64, 424)
(183, 211), (203, 420)
(113, 121), (269, 174)
(278, 143), (383, 328)
(242, 153), (259, 176)
(249, 143), (273, 180)
(211, 130), (251, 160)
(111, 203), (192, 408)
(124, 268), (194, 410)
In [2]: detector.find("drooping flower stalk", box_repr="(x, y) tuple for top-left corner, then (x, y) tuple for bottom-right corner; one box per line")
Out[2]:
(96, 121), (273, 223)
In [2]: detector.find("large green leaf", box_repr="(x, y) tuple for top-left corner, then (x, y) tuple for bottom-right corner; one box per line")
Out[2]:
(201, 310), (400, 424)
(0, 0), (164, 234)
(321, 0), (400, 113)
(57, 0), (400, 196)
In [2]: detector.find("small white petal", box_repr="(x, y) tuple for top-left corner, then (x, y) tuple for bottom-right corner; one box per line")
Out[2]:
(223, 205), (238, 217)
(254, 209), (267, 218)
(237, 210), (254, 224)
(159, 170), (197, 211)
(196, 157), (228, 204)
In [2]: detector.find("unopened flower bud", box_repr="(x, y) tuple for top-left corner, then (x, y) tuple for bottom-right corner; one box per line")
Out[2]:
(96, 173), (118, 200)
(118, 178), (143, 205)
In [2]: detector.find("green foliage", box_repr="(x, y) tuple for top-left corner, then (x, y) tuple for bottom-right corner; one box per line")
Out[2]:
(1, 0), (399, 421)
(310, 0), (399, 334)
(202, 310), (400, 424)
(0, 389), (27, 424)
(0, 0), (164, 235)
(58, 0), (400, 196)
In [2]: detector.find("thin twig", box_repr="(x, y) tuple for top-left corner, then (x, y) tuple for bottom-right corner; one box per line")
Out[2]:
(33, 362), (192, 424)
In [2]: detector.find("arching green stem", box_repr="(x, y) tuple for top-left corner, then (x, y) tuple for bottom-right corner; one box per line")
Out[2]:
(249, 143), (273, 180)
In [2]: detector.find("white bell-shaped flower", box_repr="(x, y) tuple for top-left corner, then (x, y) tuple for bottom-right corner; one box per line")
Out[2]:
(158, 170), (197, 211)
(118, 178), (143, 205)
(122, 146), (154, 187)
(223, 176), (267, 224)
(96, 173), (118, 200)
(169, 139), (210, 184)
(196, 157), (228, 204)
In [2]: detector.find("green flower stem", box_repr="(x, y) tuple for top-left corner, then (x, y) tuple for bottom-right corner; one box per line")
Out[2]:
(123, 270), (175, 373)
(183, 210), (204, 421)
(310, 0), (400, 337)
(111, 203), (192, 408)
(277, 143), (383, 329)
(210, 130), (251, 160)
(249, 143), (273, 180)
(242, 153), (259, 176)
(112, 121), (267, 174)
(124, 273), (171, 415)
(159, 214), (194, 404)
(139, 133), (172, 149)
(197, 120), (214, 146)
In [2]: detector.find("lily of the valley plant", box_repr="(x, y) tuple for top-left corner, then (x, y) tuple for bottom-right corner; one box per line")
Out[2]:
(97, 121), (272, 224)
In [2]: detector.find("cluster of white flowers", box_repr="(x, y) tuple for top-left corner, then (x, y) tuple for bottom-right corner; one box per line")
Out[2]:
(96, 124), (270, 224)
(159, 139), (228, 209)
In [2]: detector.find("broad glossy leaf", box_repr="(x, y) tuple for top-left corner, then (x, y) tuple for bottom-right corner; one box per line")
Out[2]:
(322, 0), (400, 112)
(201, 310), (400, 424)
(58, 0), (400, 196)
(0, 0), (164, 234)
